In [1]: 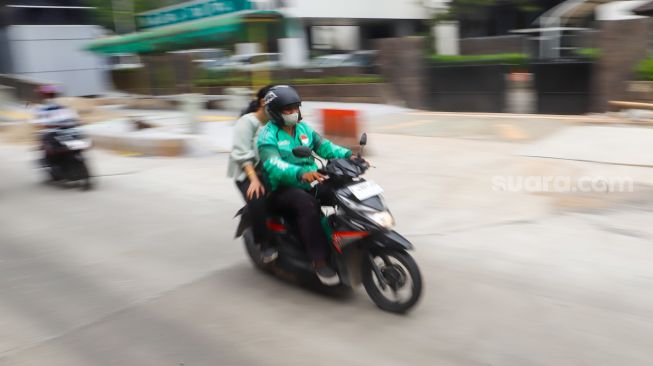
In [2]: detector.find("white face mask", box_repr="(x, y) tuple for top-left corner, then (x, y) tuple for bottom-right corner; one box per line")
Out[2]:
(282, 112), (299, 126)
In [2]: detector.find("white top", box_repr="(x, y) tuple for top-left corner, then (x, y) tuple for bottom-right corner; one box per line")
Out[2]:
(32, 103), (79, 128)
(227, 112), (264, 182)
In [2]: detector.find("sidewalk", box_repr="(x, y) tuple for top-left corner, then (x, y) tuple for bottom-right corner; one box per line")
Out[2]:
(0, 102), (33, 122)
(3, 98), (652, 159)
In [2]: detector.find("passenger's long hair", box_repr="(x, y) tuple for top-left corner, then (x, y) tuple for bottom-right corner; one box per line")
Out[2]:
(240, 84), (275, 117)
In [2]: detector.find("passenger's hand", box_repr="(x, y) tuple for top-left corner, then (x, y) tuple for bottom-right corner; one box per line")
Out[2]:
(301, 171), (326, 183)
(246, 178), (265, 200)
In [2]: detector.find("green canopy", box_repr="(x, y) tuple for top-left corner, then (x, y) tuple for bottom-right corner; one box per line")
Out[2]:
(86, 10), (283, 54)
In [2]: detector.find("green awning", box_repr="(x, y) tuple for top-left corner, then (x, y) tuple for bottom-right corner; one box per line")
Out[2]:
(86, 10), (283, 55)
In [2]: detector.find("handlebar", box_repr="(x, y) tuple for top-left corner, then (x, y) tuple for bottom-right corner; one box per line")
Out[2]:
(310, 172), (330, 188)
(304, 157), (371, 188)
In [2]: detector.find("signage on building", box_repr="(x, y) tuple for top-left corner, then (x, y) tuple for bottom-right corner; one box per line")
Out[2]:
(136, 0), (280, 30)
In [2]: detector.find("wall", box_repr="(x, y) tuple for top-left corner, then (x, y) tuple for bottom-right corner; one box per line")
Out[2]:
(596, 0), (649, 21)
(0, 2), (91, 26)
(593, 18), (652, 111)
(293, 83), (389, 103)
(374, 36), (427, 109)
(625, 81), (653, 102)
(311, 26), (361, 51)
(0, 74), (51, 102)
(0, 29), (11, 74)
(284, 0), (433, 19)
(6, 25), (109, 96)
(460, 35), (526, 55)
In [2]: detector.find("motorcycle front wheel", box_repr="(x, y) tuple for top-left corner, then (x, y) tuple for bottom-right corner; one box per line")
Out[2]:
(362, 248), (422, 314)
(77, 161), (93, 191)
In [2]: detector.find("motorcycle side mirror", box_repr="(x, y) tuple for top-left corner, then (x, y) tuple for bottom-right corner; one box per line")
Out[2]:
(292, 146), (313, 158)
(357, 132), (368, 159)
(359, 133), (367, 146)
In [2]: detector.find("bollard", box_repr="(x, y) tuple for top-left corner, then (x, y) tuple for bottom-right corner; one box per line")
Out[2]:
(0, 85), (14, 106)
(180, 93), (202, 134)
(224, 87), (252, 113)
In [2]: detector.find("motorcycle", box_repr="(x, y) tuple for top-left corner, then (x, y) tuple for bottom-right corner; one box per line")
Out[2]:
(236, 133), (422, 314)
(39, 126), (93, 190)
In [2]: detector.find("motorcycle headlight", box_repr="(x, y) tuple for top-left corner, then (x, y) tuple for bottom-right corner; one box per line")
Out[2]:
(366, 210), (395, 229)
(339, 195), (394, 229)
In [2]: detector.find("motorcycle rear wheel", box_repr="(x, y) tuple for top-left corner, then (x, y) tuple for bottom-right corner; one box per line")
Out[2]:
(243, 227), (266, 270)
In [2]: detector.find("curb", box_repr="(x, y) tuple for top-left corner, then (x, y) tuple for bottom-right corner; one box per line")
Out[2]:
(88, 132), (188, 157)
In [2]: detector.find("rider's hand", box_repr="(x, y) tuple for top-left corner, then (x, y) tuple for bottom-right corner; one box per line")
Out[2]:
(301, 171), (326, 183)
(246, 178), (265, 200)
(350, 155), (369, 167)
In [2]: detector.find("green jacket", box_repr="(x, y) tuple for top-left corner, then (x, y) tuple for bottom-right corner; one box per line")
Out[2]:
(257, 121), (352, 190)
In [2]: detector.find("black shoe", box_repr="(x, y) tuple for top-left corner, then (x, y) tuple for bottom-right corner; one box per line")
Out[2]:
(315, 265), (340, 286)
(260, 246), (278, 264)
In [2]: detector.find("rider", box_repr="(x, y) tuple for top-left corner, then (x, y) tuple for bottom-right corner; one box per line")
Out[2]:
(228, 85), (278, 263)
(32, 85), (80, 170)
(33, 85), (78, 128)
(257, 85), (352, 286)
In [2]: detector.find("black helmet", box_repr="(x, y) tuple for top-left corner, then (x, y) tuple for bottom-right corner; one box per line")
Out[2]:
(239, 84), (275, 117)
(264, 85), (302, 126)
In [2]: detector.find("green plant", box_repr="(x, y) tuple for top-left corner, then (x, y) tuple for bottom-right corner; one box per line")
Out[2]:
(193, 74), (384, 87)
(431, 0), (540, 28)
(575, 48), (601, 60)
(635, 56), (653, 81)
(280, 75), (385, 85)
(428, 53), (528, 65)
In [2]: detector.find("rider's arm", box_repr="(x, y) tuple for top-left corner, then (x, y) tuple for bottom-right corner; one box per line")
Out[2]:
(312, 131), (352, 159)
(299, 122), (351, 159)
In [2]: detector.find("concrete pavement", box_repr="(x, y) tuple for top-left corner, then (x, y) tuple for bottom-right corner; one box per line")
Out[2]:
(2, 129), (653, 365)
(521, 125), (653, 167)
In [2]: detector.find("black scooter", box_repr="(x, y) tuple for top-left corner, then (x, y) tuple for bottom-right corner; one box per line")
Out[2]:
(39, 126), (93, 190)
(236, 134), (422, 314)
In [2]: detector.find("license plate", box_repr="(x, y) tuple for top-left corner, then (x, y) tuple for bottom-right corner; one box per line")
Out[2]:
(62, 140), (91, 150)
(349, 180), (383, 200)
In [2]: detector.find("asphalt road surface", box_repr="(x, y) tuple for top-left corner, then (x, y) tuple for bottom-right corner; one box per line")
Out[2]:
(2, 132), (653, 366)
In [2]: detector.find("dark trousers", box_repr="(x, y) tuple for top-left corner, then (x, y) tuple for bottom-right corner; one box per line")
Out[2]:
(268, 187), (329, 262)
(236, 179), (268, 245)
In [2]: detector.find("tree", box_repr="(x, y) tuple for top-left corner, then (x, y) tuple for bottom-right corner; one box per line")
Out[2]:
(433, 0), (543, 38)
(437, 0), (540, 21)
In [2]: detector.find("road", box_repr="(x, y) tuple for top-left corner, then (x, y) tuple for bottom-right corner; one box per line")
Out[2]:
(2, 131), (653, 366)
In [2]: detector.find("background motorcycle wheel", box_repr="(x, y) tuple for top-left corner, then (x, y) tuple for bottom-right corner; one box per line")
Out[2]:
(47, 165), (63, 182)
(80, 167), (93, 191)
(81, 177), (93, 191)
(74, 160), (93, 191)
(362, 248), (422, 314)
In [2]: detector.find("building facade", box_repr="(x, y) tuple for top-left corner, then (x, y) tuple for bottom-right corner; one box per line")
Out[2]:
(0, 0), (109, 96)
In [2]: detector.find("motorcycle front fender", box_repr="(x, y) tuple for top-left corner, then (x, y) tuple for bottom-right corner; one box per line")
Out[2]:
(369, 230), (414, 251)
